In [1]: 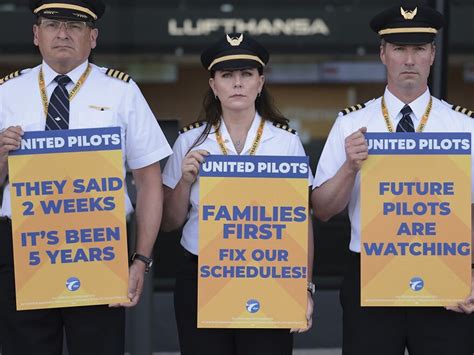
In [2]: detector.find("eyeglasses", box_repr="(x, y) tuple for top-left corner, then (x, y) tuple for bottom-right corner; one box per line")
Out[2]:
(39, 19), (92, 35)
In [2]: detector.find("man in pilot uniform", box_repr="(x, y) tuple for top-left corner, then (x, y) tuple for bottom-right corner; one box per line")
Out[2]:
(0, 1), (172, 354)
(312, 2), (473, 355)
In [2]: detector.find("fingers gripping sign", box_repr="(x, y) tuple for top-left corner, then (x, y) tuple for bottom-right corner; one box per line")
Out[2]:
(109, 262), (146, 308)
(345, 127), (368, 173)
(290, 292), (314, 334)
(181, 149), (209, 185)
(0, 126), (24, 180)
(446, 274), (474, 314)
(0, 126), (24, 158)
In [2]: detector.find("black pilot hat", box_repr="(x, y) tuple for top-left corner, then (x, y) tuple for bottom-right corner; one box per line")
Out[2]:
(201, 33), (269, 72)
(30, 0), (105, 22)
(370, 1), (444, 45)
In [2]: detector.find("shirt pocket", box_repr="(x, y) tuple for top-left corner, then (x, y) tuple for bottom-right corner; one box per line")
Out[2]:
(4, 111), (43, 132)
(72, 109), (117, 129)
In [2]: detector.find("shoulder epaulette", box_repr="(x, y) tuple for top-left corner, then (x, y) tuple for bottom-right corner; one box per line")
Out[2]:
(0, 70), (22, 85)
(105, 68), (131, 83)
(272, 122), (297, 135)
(452, 104), (473, 118)
(179, 121), (206, 134)
(339, 103), (366, 116)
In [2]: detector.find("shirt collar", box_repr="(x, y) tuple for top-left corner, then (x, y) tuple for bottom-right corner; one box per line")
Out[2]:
(210, 112), (263, 155)
(41, 60), (89, 87)
(384, 86), (431, 124)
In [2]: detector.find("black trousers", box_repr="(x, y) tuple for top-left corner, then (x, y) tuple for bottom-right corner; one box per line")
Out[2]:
(0, 219), (125, 355)
(174, 250), (293, 355)
(341, 252), (473, 355)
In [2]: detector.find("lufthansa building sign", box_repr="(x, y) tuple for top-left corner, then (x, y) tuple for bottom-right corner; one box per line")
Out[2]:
(2, 3), (474, 55)
(168, 18), (330, 36)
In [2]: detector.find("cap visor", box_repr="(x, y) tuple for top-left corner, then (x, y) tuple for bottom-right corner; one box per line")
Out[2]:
(211, 59), (263, 71)
(383, 32), (436, 45)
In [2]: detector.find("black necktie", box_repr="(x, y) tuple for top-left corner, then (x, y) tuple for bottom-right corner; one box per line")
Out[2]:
(396, 105), (414, 132)
(45, 75), (71, 130)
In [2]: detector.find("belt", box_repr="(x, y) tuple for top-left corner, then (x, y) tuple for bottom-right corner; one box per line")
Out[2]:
(183, 248), (198, 263)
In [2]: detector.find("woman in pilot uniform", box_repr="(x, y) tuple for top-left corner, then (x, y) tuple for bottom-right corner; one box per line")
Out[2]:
(162, 33), (314, 355)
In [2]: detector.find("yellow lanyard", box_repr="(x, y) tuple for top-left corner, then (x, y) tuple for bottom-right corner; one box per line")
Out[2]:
(38, 64), (92, 118)
(214, 118), (265, 155)
(381, 95), (432, 133)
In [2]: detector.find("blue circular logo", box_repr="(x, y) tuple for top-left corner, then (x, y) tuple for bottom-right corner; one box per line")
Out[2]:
(246, 299), (260, 313)
(66, 277), (81, 292)
(410, 277), (424, 291)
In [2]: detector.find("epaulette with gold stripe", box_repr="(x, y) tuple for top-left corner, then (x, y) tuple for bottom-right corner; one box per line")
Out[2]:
(452, 105), (473, 118)
(105, 68), (131, 83)
(272, 122), (297, 135)
(0, 70), (22, 85)
(339, 103), (366, 116)
(179, 121), (206, 134)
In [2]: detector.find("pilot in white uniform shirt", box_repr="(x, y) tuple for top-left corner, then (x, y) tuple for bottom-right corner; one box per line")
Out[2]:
(0, 60), (172, 217)
(313, 87), (474, 253)
(163, 112), (312, 255)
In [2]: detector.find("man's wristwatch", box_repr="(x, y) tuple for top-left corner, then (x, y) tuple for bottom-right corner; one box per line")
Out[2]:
(131, 252), (153, 273)
(307, 281), (316, 296)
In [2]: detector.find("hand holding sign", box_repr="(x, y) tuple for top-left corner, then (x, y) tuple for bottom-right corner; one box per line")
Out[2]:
(446, 274), (474, 314)
(181, 149), (209, 185)
(110, 262), (145, 308)
(0, 126), (23, 154)
(0, 126), (23, 179)
(344, 127), (368, 173)
(291, 293), (314, 333)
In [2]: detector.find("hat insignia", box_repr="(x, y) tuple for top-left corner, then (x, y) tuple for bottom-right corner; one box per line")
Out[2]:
(400, 7), (417, 20)
(226, 34), (244, 47)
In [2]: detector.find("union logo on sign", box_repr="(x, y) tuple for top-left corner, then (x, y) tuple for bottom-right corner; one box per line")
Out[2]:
(409, 277), (424, 291)
(66, 277), (81, 291)
(246, 299), (260, 313)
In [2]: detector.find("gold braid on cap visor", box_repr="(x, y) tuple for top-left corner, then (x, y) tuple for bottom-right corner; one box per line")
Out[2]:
(208, 54), (265, 71)
(378, 27), (438, 35)
(34, 3), (97, 20)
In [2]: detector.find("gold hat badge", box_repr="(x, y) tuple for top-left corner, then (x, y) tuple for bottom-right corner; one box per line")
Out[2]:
(400, 7), (417, 20)
(226, 34), (244, 47)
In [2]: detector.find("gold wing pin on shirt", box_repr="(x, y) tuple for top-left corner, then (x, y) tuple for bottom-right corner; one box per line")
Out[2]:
(89, 105), (111, 111)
